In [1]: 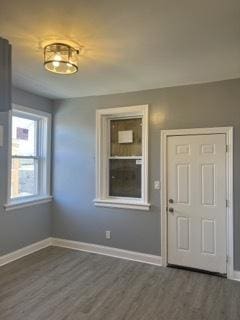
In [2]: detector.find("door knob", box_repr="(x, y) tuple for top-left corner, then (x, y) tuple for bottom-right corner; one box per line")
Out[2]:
(168, 207), (174, 213)
(169, 199), (174, 203)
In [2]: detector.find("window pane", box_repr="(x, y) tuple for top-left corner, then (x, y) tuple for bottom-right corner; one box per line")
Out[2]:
(12, 116), (37, 156)
(109, 159), (141, 198)
(110, 118), (142, 157)
(11, 158), (38, 198)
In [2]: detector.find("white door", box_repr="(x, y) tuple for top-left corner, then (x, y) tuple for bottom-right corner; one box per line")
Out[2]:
(167, 134), (227, 274)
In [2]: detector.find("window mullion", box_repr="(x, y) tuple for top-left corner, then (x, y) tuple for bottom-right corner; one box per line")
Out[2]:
(12, 155), (40, 159)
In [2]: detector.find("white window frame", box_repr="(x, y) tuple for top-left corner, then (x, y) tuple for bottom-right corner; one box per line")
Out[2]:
(94, 105), (150, 211)
(4, 104), (52, 211)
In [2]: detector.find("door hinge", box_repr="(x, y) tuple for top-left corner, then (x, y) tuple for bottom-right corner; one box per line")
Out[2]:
(226, 145), (229, 152)
(226, 199), (229, 208)
(226, 255), (229, 263)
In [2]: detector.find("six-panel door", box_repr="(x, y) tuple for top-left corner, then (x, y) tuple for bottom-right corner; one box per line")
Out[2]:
(167, 134), (227, 274)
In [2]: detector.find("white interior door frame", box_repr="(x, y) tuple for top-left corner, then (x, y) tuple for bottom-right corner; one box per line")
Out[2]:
(160, 127), (234, 279)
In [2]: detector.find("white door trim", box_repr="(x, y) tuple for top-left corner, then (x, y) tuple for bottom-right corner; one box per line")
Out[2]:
(160, 127), (234, 279)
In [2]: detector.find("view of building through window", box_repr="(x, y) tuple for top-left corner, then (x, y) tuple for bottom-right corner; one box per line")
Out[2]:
(109, 118), (142, 198)
(11, 116), (38, 198)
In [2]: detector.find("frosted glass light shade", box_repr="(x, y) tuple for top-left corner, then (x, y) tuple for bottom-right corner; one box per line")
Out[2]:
(44, 43), (79, 74)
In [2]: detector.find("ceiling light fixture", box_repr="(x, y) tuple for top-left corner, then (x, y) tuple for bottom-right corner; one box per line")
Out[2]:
(44, 43), (79, 75)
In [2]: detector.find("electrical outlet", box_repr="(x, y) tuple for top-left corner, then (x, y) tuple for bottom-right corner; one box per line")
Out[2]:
(154, 180), (160, 190)
(105, 230), (111, 239)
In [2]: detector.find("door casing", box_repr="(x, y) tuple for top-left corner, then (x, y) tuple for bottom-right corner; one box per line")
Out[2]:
(160, 127), (233, 279)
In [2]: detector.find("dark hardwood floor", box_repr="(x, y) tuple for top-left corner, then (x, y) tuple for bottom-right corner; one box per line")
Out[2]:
(0, 246), (240, 320)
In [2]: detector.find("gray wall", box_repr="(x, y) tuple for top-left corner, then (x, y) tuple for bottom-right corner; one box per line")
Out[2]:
(0, 38), (11, 112)
(12, 87), (53, 113)
(0, 86), (53, 255)
(53, 78), (240, 270)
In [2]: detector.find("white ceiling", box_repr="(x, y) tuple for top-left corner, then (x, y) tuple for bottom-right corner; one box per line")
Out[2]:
(0, 0), (240, 99)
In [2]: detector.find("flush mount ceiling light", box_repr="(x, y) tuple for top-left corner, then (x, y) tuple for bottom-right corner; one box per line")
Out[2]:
(44, 43), (79, 75)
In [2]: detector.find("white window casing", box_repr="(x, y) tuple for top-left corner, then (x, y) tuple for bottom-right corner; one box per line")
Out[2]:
(4, 104), (52, 210)
(94, 105), (150, 211)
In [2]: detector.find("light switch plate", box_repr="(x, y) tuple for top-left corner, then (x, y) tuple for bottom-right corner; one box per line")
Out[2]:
(154, 181), (160, 190)
(105, 230), (111, 239)
(0, 125), (3, 147)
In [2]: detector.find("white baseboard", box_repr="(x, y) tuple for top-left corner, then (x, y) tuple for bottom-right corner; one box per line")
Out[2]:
(232, 270), (240, 282)
(1, 237), (240, 281)
(51, 238), (162, 266)
(0, 238), (52, 267)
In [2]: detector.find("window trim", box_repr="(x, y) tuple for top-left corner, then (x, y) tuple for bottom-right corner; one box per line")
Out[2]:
(4, 104), (52, 210)
(94, 105), (150, 211)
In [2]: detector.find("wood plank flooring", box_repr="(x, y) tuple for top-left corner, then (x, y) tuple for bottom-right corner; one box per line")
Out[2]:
(0, 246), (240, 320)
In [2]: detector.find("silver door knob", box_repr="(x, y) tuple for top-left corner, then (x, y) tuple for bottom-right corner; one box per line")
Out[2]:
(168, 207), (174, 213)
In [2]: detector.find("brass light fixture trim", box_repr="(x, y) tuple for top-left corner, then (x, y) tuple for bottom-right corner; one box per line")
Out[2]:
(44, 43), (79, 75)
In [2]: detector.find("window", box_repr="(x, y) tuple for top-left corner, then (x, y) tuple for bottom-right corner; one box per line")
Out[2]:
(5, 105), (52, 210)
(94, 105), (150, 210)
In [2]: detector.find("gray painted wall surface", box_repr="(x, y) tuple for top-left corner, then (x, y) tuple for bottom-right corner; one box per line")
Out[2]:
(12, 87), (53, 113)
(53, 78), (240, 270)
(0, 38), (11, 112)
(0, 87), (53, 255)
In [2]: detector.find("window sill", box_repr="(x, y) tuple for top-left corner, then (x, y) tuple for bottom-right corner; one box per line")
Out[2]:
(4, 196), (53, 211)
(94, 199), (151, 211)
